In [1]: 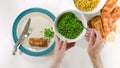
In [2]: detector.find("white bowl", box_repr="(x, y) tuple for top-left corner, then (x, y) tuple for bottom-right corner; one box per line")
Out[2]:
(73, 0), (106, 14)
(54, 10), (87, 42)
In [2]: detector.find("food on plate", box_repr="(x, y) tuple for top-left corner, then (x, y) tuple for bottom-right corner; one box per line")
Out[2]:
(44, 28), (54, 42)
(111, 7), (120, 23)
(88, 16), (104, 38)
(57, 12), (84, 39)
(74, 0), (100, 12)
(29, 38), (48, 47)
(88, 13), (115, 38)
(101, 12), (114, 38)
(28, 28), (54, 48)
(106, 32), (116, 43)
(101, 0), (118, 12)
(101, 12), (114, 32)
(88, 0), (119, 40)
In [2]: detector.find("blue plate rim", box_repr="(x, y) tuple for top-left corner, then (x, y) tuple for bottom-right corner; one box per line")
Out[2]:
(12, 8), (55, 56)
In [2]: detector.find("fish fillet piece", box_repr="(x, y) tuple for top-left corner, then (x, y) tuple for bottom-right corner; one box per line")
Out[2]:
(101, 0), (118, 13)
(29, 38), (48, 47)
(111, 7), (120, 23)
(88, 16), (104, 38)
(101, 12), (114, 33)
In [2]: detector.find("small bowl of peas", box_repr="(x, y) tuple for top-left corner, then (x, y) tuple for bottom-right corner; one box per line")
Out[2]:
(54, 10), (87, 42)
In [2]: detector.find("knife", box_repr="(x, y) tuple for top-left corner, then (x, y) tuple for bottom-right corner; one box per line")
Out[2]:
(12, 18), (31, 55)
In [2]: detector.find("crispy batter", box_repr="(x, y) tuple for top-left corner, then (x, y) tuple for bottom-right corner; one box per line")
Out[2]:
(90, 16), (103, 32)
(101, 12), (114, 38)
(111, 7), (120, 23)
(101, 12), (114, 32)
(88, 16), (104, 38)
(88, 20), (92, 28)
(88, 0), (119, 39)
(101, 0), (118, 13)
(29, 38), (48, 47)
(88, 12), (115, 38)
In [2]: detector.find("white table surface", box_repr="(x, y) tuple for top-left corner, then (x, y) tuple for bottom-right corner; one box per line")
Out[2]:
(0, 0), (120, 68)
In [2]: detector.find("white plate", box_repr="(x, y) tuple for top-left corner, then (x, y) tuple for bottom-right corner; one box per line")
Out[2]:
(17, 12), (54, 52)
(12, 8), (55, 56)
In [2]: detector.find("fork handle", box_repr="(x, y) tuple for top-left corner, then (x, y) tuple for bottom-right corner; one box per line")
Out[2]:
(12, 40), (21, 55)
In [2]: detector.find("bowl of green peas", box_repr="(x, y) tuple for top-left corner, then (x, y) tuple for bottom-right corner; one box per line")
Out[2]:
(54, 10), (87, 42)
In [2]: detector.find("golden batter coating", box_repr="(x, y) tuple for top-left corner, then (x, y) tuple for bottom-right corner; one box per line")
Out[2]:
(101, 0), (118, 13)
(101, 12), (114, 32)
(88, 12), (115, 38)
(88, 16), (104, 38)
(88, 0), (119, 39)
(29, 38), (48, 47)
(111, 7), (120, 23)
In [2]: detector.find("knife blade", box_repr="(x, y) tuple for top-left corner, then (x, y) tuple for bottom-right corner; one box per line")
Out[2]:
(12, 18), (31, 55)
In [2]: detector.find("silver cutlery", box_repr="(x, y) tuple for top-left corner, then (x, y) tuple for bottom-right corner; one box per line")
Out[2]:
(83, 25), (88, 31)
(12, 18), (31, 55)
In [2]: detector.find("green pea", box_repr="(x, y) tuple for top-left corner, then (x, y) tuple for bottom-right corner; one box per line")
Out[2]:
(57, 12), (84, 39)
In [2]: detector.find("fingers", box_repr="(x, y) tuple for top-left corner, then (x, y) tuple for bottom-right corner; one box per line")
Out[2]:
(88, 30), (95, 46)
(85, 30), (91, 37)
(92, 29), (103, 46)
(90, 29), (105, 50)
(93, 29), (101, 39)
(54, 35), (60, 51)
(60, 40), (67, 52)
(54, 35), (59, 45)
(85, 30), (91, 40)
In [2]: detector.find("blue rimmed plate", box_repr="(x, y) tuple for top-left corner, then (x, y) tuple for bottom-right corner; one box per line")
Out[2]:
(12, 8), (55, 56)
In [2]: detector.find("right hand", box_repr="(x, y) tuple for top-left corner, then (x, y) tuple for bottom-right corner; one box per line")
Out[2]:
(85, 29), (105, 58)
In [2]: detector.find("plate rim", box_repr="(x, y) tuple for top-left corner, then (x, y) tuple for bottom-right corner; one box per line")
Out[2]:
(12, 8), (56, 56)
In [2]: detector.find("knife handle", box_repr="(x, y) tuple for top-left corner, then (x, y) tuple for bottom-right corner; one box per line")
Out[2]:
(12, 40), (21, 55)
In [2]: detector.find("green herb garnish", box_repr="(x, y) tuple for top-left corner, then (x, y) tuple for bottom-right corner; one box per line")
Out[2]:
(44, 28), (54, 42)
(57, 12), (84, 39)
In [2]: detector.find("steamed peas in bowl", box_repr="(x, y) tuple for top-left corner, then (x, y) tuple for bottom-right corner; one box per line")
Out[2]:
(54, 10), (87, 42)
(57, 12), (84, 39)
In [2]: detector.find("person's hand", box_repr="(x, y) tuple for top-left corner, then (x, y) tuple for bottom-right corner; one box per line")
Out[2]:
(85, 29), (105, 68)
(85, 29), (105, 58)
(50, 35), (75, 68)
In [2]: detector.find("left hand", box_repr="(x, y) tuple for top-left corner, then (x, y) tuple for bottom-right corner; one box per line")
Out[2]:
(50, 35), (75, 68)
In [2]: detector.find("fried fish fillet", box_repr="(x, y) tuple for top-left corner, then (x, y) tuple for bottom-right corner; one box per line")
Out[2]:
(101, 12), (114, 32)
(101, 12), (116, 38)
(88, 0), (119, 39)
(88, 12), (115, 38)
(88, 16), (104, 38)
(101, 0), (118, 13)
(29, 38), (48, 47)
(111, 7), (120, 23)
